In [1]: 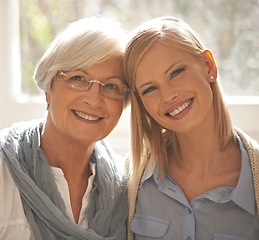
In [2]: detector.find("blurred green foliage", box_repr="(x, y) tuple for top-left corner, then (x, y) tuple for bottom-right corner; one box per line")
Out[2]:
(20, 0), (259, 96)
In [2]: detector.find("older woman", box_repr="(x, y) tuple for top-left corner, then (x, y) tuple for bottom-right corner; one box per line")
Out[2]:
(123, 17), (259, 240)
(0, 17), (129, 240)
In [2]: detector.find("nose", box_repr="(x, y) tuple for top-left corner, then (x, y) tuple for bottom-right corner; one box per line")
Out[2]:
(160, 83), (179, 103)
(81, 83), (104, 106)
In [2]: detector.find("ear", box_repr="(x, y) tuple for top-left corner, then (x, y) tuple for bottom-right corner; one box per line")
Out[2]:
(45, 92), (50, 105)
(202, 50), (217, 82)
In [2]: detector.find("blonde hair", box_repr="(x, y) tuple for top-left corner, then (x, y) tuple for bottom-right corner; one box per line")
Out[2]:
(123, 16), (236, 177)
(34, 17), (127, 96)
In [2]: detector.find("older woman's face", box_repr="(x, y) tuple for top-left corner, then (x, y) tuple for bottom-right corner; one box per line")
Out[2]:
(45, 55), (125, 145)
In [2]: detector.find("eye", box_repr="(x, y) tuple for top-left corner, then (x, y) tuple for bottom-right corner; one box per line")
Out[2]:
(170, 68), (185, 78)
(104, 83), (119, 90)
(141, 86), (158, 96)
(70, 75), (85, 82)
(103, 79), (125, 94)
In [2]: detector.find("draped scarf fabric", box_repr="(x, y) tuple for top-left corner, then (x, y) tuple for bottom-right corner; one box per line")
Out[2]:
(0, 120), (127, 240)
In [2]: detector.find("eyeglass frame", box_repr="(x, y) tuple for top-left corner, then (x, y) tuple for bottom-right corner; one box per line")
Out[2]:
(56, 70), (130, 99)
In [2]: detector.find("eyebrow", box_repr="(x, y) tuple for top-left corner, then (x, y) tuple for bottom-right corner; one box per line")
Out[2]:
(137, 61), (181, 90)
(136, 81), (153, 91)
(79, 70), (124, 81)
(165, 61), (181, 75)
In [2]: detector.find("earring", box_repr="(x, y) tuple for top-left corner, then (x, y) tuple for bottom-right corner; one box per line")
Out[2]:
(210, 76), (214, 80)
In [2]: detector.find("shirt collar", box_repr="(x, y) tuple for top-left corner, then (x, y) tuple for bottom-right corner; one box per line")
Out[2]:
(140, 134), (257, 216)
(140, 156), (154, 185)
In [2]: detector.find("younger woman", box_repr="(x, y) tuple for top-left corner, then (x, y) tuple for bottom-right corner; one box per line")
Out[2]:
(123, 16), (259, 240)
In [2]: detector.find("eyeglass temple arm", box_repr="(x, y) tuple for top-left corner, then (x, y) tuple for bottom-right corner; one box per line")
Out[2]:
(57, 70), (68, 76)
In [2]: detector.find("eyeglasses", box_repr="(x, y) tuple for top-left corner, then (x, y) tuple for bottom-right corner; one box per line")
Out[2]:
(57, 70), (129, 99)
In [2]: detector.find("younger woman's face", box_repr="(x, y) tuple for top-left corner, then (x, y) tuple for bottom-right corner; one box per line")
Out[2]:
(135, 42), (216, 135)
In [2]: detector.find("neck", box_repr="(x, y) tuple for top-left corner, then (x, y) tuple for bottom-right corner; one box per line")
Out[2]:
(40, 121), (95, 180)
(177, 134), (221, 174)
(169, 112), (239, 176)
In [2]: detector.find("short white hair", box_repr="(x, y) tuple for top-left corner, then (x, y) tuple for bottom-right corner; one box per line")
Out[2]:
(34, 16), (126, 92)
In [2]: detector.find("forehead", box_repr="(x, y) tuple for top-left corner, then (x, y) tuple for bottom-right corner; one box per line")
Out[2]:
(83, 55), (123, 78)
(135, 44), (181, 80)
(135, 43), (197, 85)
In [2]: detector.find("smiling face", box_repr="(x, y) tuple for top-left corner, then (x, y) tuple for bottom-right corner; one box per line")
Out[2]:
(45, 55), (125, 145)
(135, 42), (216, 135)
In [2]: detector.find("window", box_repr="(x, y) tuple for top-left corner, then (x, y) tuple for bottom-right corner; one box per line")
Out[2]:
(0, 0), (259, 156)
(20, 0), (259, 97)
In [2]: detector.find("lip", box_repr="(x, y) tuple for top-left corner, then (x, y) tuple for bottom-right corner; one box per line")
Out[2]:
(72, 109), (104, 122)
(165, 97), (194, 119)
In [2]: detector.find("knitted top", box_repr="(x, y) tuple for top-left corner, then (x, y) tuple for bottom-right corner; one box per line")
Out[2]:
(125, 128), (259, 240)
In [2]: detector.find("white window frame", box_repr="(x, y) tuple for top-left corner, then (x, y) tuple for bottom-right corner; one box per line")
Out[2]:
(0, 0), (46, 129)
(0, 0), (258, 155)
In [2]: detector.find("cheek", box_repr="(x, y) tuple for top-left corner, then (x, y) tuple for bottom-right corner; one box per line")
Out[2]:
(50, 95), (69, 116)
(48, 92), (75, 124)
(108, 100), (124, 120)
(141, 98), (158, 118)
(48, 100), (66, 126)
(199, 77), (214, 99)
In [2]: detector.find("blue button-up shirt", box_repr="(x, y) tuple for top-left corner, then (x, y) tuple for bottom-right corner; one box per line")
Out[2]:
(130, 137), (259, 240)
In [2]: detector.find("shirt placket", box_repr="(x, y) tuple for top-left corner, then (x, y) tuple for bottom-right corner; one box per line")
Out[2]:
(155, 171), (197, 240)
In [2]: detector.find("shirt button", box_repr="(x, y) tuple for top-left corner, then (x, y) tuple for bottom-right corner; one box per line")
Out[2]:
(186, 237), (192, 240)
(188, 208), (192, 214)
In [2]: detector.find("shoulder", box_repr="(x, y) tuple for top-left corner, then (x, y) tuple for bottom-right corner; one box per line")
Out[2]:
(235, 127), (259, 155)
(0, 155), (23, 209)
(234, 127), (259, 178)
(0, 119), (44, 142)
(0, 156), (34, 239)
(235, 127), (259, 215)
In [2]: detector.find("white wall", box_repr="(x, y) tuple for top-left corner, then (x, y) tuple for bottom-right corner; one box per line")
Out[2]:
(227, 98), (259, 143)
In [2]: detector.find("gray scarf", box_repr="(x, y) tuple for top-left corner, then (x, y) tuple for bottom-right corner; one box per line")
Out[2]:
(0, 120), (127, 240)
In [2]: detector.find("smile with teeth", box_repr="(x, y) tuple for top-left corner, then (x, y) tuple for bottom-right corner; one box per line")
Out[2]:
(169, 99), (193, 117)
(73, 110), (100, 121)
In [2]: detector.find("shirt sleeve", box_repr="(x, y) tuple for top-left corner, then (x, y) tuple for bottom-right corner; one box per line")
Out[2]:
(0, 156), (35, 240)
